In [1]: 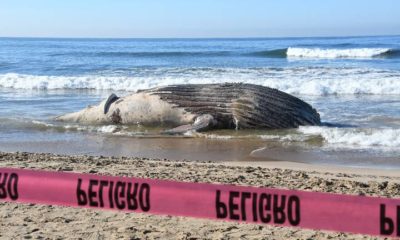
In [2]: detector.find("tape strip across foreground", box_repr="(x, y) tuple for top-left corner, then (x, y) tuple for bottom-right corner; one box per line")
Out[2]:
(0, 167), (399, 237)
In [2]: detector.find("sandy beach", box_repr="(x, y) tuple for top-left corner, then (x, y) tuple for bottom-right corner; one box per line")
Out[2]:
(1, 151), (399, 239)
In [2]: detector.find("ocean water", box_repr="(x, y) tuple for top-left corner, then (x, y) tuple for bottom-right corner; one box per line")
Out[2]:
(0, 36), (400, 168)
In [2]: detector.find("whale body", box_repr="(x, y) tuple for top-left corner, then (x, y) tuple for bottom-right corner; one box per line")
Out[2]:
(56, 83), (321, 133)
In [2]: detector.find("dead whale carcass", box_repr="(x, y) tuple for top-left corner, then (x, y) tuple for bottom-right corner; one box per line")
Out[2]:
(55, 83), (321, 133)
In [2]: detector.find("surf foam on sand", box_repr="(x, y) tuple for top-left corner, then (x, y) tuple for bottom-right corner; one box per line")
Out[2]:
(18, 119), (400, 152)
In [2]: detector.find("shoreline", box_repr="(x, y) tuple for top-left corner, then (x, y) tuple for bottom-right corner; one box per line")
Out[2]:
(2, 132), (399, 170)
(0, 151), (398, 239)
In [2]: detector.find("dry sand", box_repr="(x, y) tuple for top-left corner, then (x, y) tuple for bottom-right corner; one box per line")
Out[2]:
(1, 151), (400, 239)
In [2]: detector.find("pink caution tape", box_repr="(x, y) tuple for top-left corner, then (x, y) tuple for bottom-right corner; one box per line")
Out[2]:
(0, 167), (399, 237)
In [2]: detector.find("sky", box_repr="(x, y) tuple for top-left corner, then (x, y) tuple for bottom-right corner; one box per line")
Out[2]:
(0, 0), (399, 38)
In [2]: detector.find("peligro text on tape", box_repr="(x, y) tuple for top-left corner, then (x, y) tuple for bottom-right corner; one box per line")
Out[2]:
(1, 167), (400, 237)
(215, 190), (300, 225)
(76, 175), (301, 227)
(76, 178), (150, 211)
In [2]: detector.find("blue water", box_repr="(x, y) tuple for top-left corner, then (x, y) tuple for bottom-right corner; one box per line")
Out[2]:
(0, 36), (400, 168)
(1, 36), (400, 76)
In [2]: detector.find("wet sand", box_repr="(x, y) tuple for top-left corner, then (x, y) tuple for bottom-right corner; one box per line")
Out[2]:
(1, 151), (400, 239)
(1, 132), (399, 169)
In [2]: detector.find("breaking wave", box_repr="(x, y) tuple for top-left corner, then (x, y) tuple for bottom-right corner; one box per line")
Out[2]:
(250, 48), (287, 58)
(298, 126), (400, 148)
(1, 67), (400, 95)
(252, 48), (400, 59)
(286, 47), (398, 59)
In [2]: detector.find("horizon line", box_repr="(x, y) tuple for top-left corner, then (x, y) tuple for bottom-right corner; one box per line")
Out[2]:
(1, 34), (399, 40)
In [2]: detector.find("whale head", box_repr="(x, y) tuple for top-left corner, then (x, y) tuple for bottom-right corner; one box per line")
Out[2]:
(55, 98), (112, 124)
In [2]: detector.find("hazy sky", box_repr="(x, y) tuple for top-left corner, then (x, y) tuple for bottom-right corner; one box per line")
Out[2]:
(1, 0), (399, 38)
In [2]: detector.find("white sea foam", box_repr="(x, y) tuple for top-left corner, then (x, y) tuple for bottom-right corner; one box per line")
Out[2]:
(258, 135), (281, 140)
(287, 47), (391, 58)
(32, 120), (56, 128)
(298, 126), (400, 148)
(22, 119), (400, 148)
(1, 67), (400, 95)
(201, 134), (233, 139)
(30, 120), (122, 134)
(259, 134), (309, 142)
(97, 125), (119, 133)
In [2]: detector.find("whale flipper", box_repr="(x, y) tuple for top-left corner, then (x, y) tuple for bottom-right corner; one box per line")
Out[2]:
(104, 93), (119, 114)
(163, 114), (216, 134)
